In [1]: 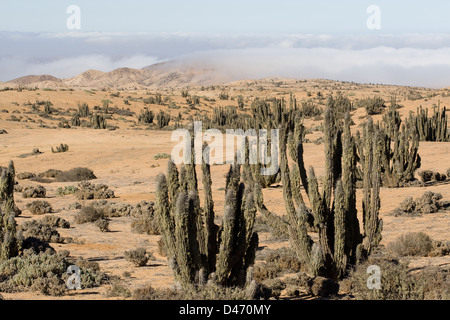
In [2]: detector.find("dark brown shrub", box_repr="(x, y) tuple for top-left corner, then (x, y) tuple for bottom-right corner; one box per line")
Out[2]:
(55, 168), (96, 182)
(388, 232), (433, 257)
(22, 185), (46, 198)
(124, 248), (155, 267)
(26, 200), (53, 215)
(74, 206), (103, 224)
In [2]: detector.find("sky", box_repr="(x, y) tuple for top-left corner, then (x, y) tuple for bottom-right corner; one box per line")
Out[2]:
(1, 0), (450, 87)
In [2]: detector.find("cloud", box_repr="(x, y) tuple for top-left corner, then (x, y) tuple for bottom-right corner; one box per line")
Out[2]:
(1, 31), (450, 87)
(177, 46), (450, 88)
(0, 54), (162, 80)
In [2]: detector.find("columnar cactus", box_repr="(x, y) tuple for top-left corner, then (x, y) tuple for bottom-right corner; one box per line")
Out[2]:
(410, 104), (449, 142)
(155, 144), (258, 287)
(276, 107), (382, 279)
(369, 107), (421, 187)
(0, 161), (20, 260)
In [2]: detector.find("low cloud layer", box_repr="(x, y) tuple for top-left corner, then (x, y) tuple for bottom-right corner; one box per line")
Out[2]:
(2, 32), (450, 88)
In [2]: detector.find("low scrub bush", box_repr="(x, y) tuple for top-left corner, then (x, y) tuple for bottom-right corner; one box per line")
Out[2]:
(55, 168), (96, 182)
(22, 185), (46, 198)
(74, 206), (103, 224)
(124, 248), (155, 267)
(26, 200), (53, 215)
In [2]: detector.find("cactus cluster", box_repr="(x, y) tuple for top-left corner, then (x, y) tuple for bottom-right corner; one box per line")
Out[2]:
(90, 113), (107, 129)
(155, 142), (258, 288)
(410, 104), (449, 142)
(0, 162), (20, 260)
(369, 107), (421, 187)
(275, 107), (382, 279)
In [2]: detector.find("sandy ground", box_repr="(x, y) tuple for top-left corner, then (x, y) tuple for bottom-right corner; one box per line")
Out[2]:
(0, 80), (449, 299)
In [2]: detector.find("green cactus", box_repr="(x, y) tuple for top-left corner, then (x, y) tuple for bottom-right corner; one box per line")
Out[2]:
(277, 106), (382, 279)
(0, 161), (21, 260)
(410, 103), (449, 142)
(370, 107), (422, 187)
(155, 143), (258, 287)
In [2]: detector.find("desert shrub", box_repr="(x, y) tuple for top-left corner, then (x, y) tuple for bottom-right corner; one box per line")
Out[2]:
(22, 185), (46, 198)
(55, 168), (96, 182)
(105, 281), (132, 298)
(38, 169), (63, 178)
(16, 172), (36, 180)
(153, 153), (171, 160)
(124, 248), (155, 267)
(388, 232), (433, 257)
(41, 215), (70, 229)
(56, 185), (79, 196)
(261, 278), (286, 299)
(75, 181), (115, 200)
(91, 200), (133, 217)
(26, 200), (53, 215)
(419, 170), (447, 183)
(95, 218), (110, 232)
(357, 96), (386, 115)
(344, 255), (449, 300)
(19, 219), (64, 243)
(0, 250), (107, 295)
(51, 144), (69, 153)
(392, 192), (444, 216)
(253, 250), (304, 284)
(0, 252), (69, 296)
(132, 283), (251, 300)
(74, 206), (103, 224)
(130, 201), (159, 235)
(429, 240), (450, 257)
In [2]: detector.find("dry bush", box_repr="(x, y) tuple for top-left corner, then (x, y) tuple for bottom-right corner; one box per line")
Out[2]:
(41, 215), (70, 228)
(90, 200), (133, 217)
(132, 283), (250, 300)
(19, 219), (64, 243)
(22, 185), (46, 198)
(253, 248), (303, 282)
(38, 169), (63, 178)
(343, 254), (449, 300)
(392, 192), (444, 216)
(419, 170), (447, 183)
(56, 185), (79, 196)
(95, 218), (110, 232)
(55, 167), (96, 182)
(105, 281), (131, 298)
(75, 181), (115, 200)
(16, 172), (36, 180)
(124, 248), (155, 267)
(130, 201), (159, 235)
(388, 232), (433, 257)
(26, 200), (53, 215)
(74, 206), (103, 224)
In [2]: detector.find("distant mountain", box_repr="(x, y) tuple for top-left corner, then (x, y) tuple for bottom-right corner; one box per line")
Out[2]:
(4, 60), (234, 89)
(8, 74), (62, 86)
